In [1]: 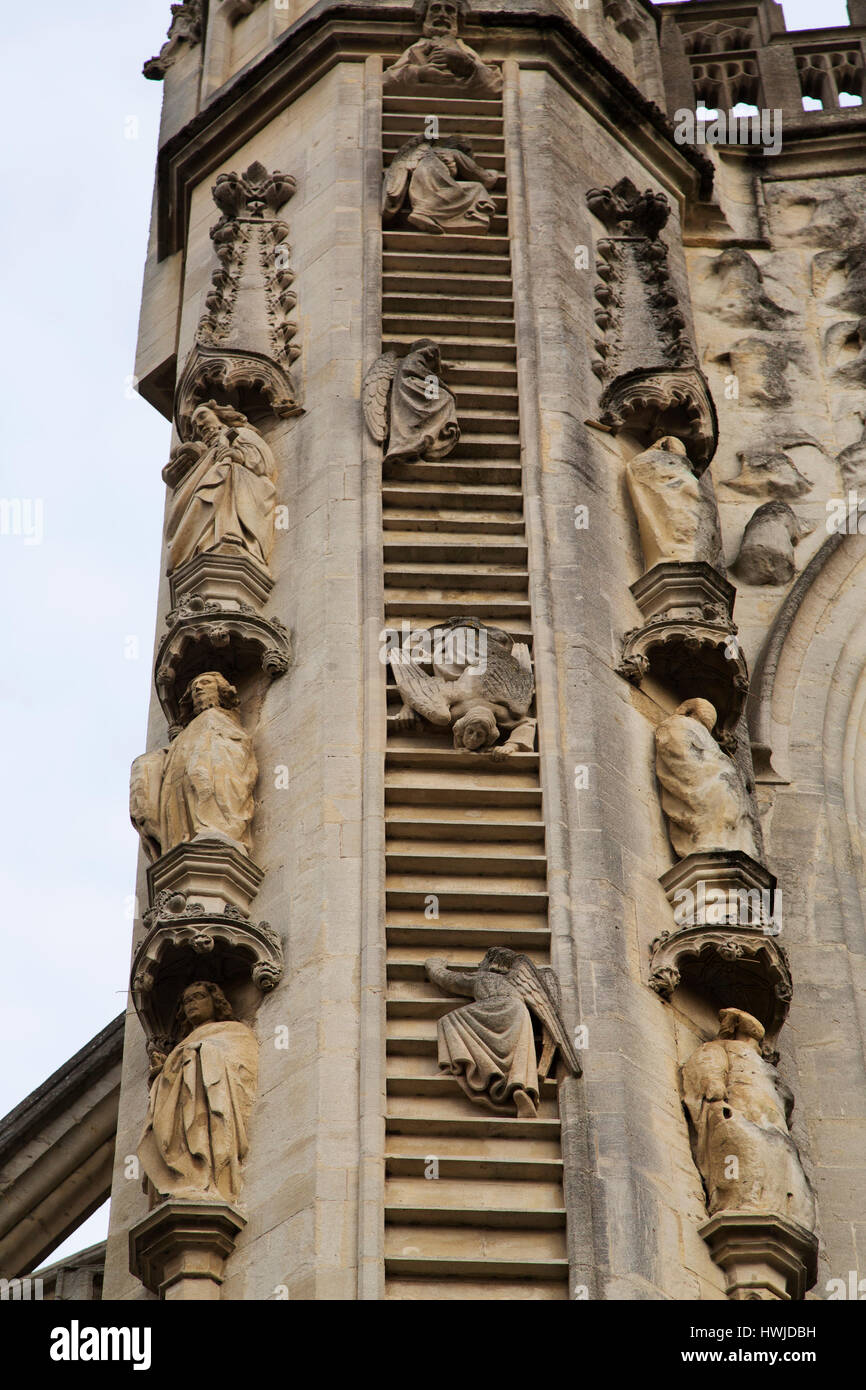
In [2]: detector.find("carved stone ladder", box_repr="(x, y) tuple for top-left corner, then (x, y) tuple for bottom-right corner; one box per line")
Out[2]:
(379, 78), (569, 1298)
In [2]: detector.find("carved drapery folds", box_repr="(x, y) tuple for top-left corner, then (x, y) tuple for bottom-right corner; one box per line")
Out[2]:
(587, 179), (717, 469)
(363, 340), (460, 463)
(383, 137), (499, 235)
(164, 402), (278, 609)
(176, 162), (302, 433)
(383, 0), (502, 96)
(425, 951), (580, 1117)
(680, 1009), (818, 1299)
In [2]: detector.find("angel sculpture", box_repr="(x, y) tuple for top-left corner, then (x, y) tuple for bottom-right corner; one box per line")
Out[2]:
(426, 950), (581, 1117)
(362, 339), (459, 463)
(390, 616), (536, 756)
(383, 138), (499, 235)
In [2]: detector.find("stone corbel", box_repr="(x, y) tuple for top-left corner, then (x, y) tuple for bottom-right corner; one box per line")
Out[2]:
(650, 851), (790, 1037)
(699, 1214), (818, 1301)
(599, 366), (718, 472)
(130, 1201), (246, 1300)
(132, 889), (283, 1044)
(155, 595), (291, 729)
(618, 612), (748, 748)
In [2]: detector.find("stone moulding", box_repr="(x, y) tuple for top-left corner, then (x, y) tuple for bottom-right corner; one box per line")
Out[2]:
(630, 560), (734, 625)
(618, 612), (748, 748)
(699, 1213), (818, 1301)
(154, 596), (291, 726)
(175, 161), (303, 433)
(147, 841), (266, 917)
(168, 550), (275, 610)
(599, 366), (718, 472)
(651, 851), (790, 1036)
(129, 1200), (246, 1300)
(132, 893), (283, 1043)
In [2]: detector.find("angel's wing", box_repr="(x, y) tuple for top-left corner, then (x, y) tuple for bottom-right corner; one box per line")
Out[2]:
(481, 642), (534, 716)
(382, 144), (423, 220)
(362, 353), (399, 443)
(389, 653), (453, 726)
(130, 750), (167, 864)
(508, 955), (581, 1076)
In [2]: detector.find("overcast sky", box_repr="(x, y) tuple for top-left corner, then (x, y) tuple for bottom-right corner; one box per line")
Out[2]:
(0, 0), (851, 1268)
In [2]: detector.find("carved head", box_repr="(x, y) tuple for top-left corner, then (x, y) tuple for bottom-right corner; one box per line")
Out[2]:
(422, 0), (461, 37)
(180, 670), (240, 723)
(407, 337), (442, 375)
(175, 980), (234, 1038)
(453, 706), (499, 751)
(480, 947), (517, 975)
(190, 399), (249, 445)
(717, 1007), (764, 1044)
(675, 697), (718, 733)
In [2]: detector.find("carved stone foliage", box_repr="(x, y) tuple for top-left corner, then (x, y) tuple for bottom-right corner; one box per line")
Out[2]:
(382, 138), (499, 235)
(650, 849), (789, 1036)
(388, 616), (536, 756)
(733, 502), (813, 587)
(681, 1008), (818, 1299)
(655, 699), (760, 860)
(143, 1), (202, 80)
(176, 163), (302, 433)
(363, 339), (459, 463)
(383, 0), (502, 97)
(587, 179), (718, 468)
(130, 672), (258, 862)
(163, 401), (277, 584)
(425, 949), (580, 1117)
(619, 615), (748, 749)
(132, 895), (282, 1050)
(712, 338), (798, 409)
(154, 595), (291, 728)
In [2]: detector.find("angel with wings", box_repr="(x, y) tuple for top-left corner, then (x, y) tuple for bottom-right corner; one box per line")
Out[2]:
(362, 339), (459, 463)
(426, 950), (581, 1117)
(383, 137), (499, 235)
(390, 616), (536, 756)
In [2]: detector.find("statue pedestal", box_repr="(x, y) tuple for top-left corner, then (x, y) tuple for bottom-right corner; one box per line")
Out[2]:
(630, 561), (734, 625)
(129, 1200), (246, 1300)
(169, 549), (274, 610)
(147, 840), (264, 916)
(700, 1213), (818, 1301)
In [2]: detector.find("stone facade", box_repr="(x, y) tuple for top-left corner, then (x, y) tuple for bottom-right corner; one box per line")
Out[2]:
(3, 0), (866, 1302)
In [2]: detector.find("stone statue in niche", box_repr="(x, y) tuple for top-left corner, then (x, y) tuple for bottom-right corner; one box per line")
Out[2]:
(383, 0), (502, 96)
(363, 339), (459, 463)
(383, 138), (498, 235)
(655, 699), (760, 860)
(733, 502), (813, 586)
(681, 1008), (816, 1232)
(390, 616), (535, 755)
(425, 950), (580, 1117)
(130, 671), (258, 861)
(625, 436), (723, 571)
(163, 402), (277, 575)
(138, 980), (258, 1204)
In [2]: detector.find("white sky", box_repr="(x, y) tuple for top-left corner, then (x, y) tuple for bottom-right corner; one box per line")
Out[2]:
(0, 0), (853, 1267)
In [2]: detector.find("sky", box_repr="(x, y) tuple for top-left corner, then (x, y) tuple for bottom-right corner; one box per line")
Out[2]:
(0, 0), (853, 1268)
